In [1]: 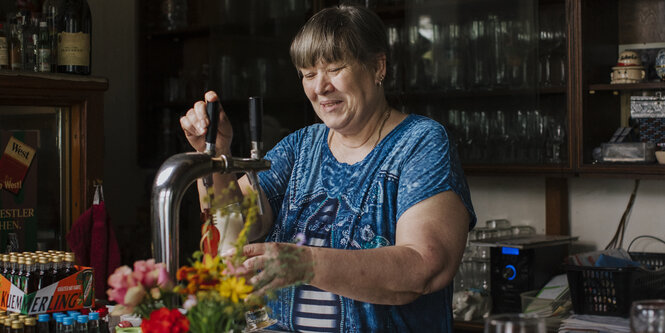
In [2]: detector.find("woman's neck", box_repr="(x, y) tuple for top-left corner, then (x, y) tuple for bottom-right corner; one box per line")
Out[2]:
(327, 103), (404, 164)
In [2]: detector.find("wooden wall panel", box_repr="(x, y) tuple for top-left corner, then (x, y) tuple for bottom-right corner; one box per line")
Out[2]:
(619, 0), (665, 44)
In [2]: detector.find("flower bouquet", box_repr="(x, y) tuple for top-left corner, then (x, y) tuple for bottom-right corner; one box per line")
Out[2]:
(107, 185), (274, 333)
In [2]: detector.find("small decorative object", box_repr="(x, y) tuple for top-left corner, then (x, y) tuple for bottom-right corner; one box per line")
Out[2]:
(655, 49), (665, 81)
(611, 50), (645, 84)
(611, 66), (646, 84)
(617, 50), (642, 66)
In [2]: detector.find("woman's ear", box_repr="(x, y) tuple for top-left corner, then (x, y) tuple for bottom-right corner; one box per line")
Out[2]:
(375, 53), (387, 85)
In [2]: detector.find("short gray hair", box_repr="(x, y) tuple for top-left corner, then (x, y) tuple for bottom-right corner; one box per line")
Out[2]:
(290, 4), (388, 73)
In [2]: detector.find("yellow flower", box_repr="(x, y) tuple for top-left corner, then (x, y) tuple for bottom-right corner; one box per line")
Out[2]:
(218, 276), (253, 303)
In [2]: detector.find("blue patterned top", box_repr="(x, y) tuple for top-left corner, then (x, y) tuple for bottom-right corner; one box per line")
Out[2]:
(257, 114), (476, 332)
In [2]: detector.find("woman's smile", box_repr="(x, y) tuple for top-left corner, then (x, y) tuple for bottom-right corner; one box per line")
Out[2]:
(320, 100), (343, 112)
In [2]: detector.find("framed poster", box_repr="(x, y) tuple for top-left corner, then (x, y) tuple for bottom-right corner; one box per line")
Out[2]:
(0, 106), (70, 251)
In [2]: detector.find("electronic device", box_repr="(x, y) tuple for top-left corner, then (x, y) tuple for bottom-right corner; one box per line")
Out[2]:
(472, 235), (577, 314)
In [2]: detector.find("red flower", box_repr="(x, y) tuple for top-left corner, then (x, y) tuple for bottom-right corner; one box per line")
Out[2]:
(140, 308), (189, 333)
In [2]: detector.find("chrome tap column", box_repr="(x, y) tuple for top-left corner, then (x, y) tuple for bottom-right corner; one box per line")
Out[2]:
(151, 97), (270, 278)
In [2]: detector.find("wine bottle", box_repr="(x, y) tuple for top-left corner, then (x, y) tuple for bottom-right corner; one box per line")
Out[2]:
(0, 23), (9, 70)
(37, 21), (51, 72)
(57, 0), (91, 75)
(9, 17), (23, 71)
(42, 0), (64, 72)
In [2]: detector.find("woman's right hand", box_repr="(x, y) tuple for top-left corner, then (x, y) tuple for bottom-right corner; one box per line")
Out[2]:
(179, 91), (234, 155)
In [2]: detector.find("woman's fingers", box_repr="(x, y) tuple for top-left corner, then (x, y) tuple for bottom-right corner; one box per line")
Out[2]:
(252, 275), (288, 297)
(193, 100), (208, 131)
(205, 91), (219, 103)
(179, 111), (198, 137)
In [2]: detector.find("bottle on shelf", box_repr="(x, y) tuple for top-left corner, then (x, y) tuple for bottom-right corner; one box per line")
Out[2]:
(37, 257), (53, 290)
(86, 312), (99, 333)
(23, 318), (35, 333)
(0, 255), (8, 279)
(62, 253), (76, 278)
(9, 18), (23, 71)
(24, 258), (38, 294)
(36, 314), (49, 333)
(10, 320), (23, 333)
(3, 317), (11, 333)
(50, 255), (64, 282)
(57, 0), (92, 75)
(0, 23), (9, 70)
(52, 314), (65, 333)
(60, 317), (73, 333)
(37, 21), (51, 72)
(42, 0), (63, 72)
(8, 255), (18, 285)
(15, 257), (25, 289)
(23, 14), (39, 72)
(74, 315), (86, 333)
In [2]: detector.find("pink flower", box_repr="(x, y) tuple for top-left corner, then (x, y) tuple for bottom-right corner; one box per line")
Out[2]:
(133, 259), (159, 286)
(133, 259), (173, 289)
(182, 294), (197, 311)
(156, 265), (173, 288)
(107, 265), (140, 305)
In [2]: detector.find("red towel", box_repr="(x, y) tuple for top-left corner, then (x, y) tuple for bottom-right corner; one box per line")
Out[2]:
(67, 200), (121, 300)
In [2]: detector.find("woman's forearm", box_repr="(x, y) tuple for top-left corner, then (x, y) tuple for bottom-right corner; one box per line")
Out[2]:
(308, 244), (455, 305)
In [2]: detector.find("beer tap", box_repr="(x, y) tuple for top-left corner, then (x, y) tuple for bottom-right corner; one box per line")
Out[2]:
(247, 96), (265, 216)
(151, 97), (271, 277)
(202, 101), (219, 210)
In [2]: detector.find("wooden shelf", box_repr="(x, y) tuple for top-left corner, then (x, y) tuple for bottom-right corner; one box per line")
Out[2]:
(388, 86), (565, 100)
(0, 71), (108, 93)
(588, 81), (665, 93)
(463, 164), (573, 177)
(576, 163), (665, 178)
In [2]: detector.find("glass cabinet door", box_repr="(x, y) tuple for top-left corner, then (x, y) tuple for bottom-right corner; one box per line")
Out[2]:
(0, 106), (70, 251)
(383, 0), (568, 169)
(209, 0), (314, 156)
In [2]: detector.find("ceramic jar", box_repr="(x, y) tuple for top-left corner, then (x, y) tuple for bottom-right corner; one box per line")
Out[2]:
(611, 50), (645, 84)
(611, 66), (646, 84)
(617, 50), (642, 66)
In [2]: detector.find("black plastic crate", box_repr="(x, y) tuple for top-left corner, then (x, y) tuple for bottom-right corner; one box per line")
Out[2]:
(566, 252), (665, 317)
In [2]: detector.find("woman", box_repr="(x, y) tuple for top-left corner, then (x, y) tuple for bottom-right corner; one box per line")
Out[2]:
(180, 5), (476, 332)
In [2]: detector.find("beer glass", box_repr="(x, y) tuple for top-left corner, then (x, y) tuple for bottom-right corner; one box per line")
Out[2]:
(484, 313), (547, 333)
(631, 300), (665, 333)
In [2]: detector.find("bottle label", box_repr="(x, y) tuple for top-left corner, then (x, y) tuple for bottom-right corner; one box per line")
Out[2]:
(57, 32), (90, 66)
(38, 48), (51, 72)
(0, 37), (8, 66)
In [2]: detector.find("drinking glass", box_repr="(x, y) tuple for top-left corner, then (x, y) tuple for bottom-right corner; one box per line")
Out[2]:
(630, 300), (665, 333)
(244, 306), (277, 332)
(484, 313), (547, 333)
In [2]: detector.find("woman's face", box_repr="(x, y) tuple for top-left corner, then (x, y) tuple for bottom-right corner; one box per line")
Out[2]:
(299, 59), (384, 135)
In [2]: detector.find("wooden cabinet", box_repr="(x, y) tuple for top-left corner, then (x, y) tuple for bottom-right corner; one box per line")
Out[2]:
(570, 0), (665, 177)
(137, 0), (317, 169)
(137, 0), (665, 177)
(0, 72), (107, 250)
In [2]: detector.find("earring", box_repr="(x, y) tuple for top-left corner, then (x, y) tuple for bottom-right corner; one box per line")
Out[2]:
(377, 75), (385, 87)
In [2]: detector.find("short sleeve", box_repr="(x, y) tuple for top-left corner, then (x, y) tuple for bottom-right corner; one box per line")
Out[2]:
(258, 132), (297, 217)
(396, 121), (476, 229)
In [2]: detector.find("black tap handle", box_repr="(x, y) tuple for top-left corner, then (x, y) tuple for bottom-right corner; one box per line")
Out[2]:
(249, 96), (262, 144)
(205, 101), (219, 147)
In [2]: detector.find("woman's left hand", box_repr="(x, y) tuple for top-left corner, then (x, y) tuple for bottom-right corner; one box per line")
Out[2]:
(226, 242), (314, 296)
